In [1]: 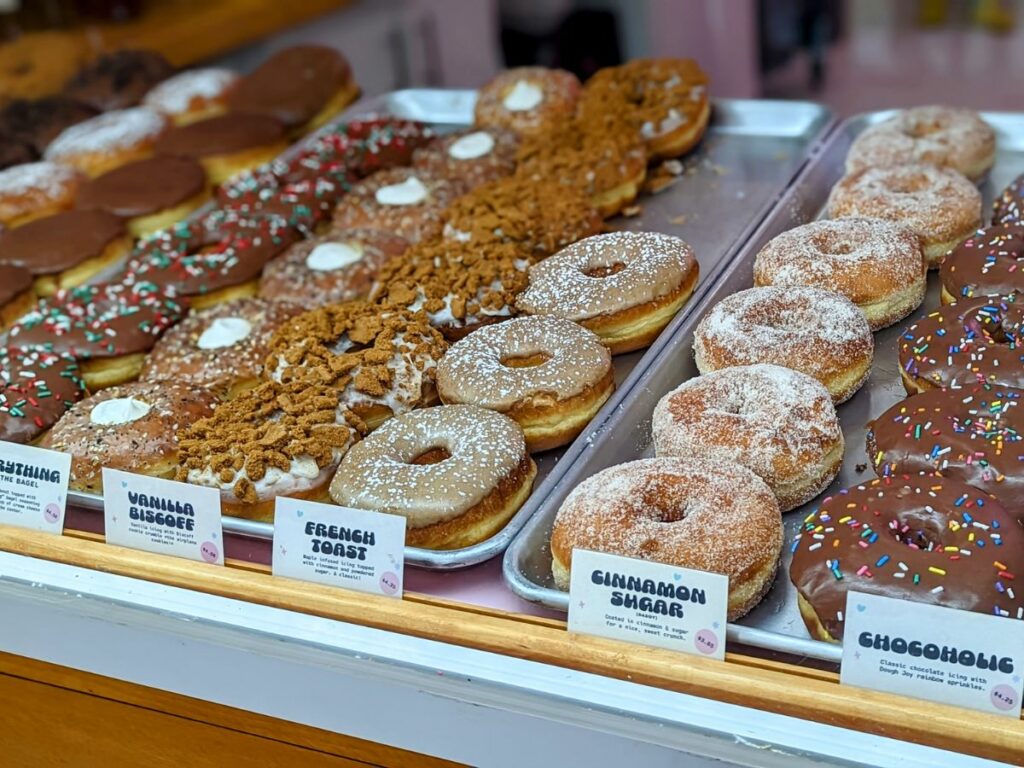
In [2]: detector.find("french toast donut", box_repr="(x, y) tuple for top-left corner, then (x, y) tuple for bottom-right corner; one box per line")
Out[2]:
(653, 364), (843, 512)
(142, 68), (240, 125)
(412, 127), (519, 190)
(330, 404), (537, 549)
(0, 264), (36, 330)
(753, 217), (926, 330)
(939, 225), (1024, 304)
(436, 315), (614, 452)
(44, 107), (170, 177)
(992, 173), (1024, 226)
(474, 67), (581, 136)
(550, 457), (783, 620)
(62, 49), (174, 111)
(516, 232), (699, 354)
(0, 346), (85, 444)
(828, 163), (982, 267)
(0, 161), (84, 228)
(693, 285), (874, 404)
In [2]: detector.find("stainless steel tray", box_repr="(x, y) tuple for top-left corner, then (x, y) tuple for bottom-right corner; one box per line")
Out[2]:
(67, 90), (833, 570)
(504, 109), (1024, 661)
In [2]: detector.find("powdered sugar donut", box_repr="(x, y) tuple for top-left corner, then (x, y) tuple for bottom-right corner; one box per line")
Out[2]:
(0, 161), (84, 228)
(44, 107), (169, 176)
(143, 68), (239, 124)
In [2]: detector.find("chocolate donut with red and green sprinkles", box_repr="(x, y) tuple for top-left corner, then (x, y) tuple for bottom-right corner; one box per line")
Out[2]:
(0, 346), (85, 443)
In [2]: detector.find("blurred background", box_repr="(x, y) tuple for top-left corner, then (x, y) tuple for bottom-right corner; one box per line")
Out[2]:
(1, 0), (1019, 114)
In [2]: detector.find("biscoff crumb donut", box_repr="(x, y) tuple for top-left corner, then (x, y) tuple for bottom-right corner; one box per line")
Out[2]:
(474, 67), (581, 136)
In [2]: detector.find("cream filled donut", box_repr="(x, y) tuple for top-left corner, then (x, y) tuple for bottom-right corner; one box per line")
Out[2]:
(329, 404), (537, 549)
(653, 364), (843, 512)
(436, 316), (614, 452)
(693, 286), (873, 404)
(753, 218), (926, 331)
(412, 127), (519, 190)
(474, 67), (581, 136)
(550, 457), (783, 620)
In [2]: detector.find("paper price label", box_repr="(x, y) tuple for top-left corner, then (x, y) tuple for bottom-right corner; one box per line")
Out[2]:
(0, 441), (71, 534)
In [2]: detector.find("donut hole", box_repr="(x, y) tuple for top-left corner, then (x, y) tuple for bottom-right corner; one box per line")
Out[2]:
(501, 351), (551, 368)
(890, 499), (945, 550)
(582, 262), (626, 279)
(887, 173), (930, 194)
(904, 118), (946, 138)
(811, 233), (855, 256)
(410, 446), (452, 465)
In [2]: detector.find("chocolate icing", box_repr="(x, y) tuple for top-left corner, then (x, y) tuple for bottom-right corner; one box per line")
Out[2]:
(899, 299), (1024, 390)
(226, 45), (352, 128)
(0, 346), (85, 443)
(0, 209), (125, 274)
(154, 113), (285, 158)
(940, 225), (1024, 302)
(0, 137), (36, 170)
(0, 97), (98, 154)
(992, 173), (1024, 226)
(790, 473), (1024, 641)
(62, 50), (174, 111)
(0, 263), (33, 305)
(77, 156), (206, 217)
(867, 385), (1024, 509)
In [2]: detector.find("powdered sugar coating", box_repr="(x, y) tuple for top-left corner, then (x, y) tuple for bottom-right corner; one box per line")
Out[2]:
(143, 68), (239, 116)
(45, 108), (168, 161)
(0, 161), (83, 224)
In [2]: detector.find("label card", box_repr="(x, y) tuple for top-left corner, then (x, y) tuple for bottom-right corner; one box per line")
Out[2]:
(841, 591), (1024, 717)
(0, 441), (71, 534)
(272, 497), (405, 598)
(567, 549), (728, 660)
(102, 468), (224, 565)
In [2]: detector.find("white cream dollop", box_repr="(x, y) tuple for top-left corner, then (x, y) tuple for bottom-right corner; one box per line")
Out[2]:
(503, 80), (543, 112)
(197, 317), (253, 349)
(448, 131), (495, 159)
(375, 176), (428, 206)
(90, 397), (152, 426)
(291, 456), (321, 478)
(305, 242), (363, 272)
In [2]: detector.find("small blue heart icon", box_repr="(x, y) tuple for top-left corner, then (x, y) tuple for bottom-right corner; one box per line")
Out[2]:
(673, 573), (682, 581)
(713, 622), (720, 629)
(121, 481), (128, 488)
(296, 509), (304, 518)
(856, 604), (866, 612)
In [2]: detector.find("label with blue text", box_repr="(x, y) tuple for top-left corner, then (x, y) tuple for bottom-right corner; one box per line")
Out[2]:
(102, 468), (224, 565)
(0, 441), (71, 534)
(567, 549), (728, 659)
(272, 497), (405, 598)
(841, 591), (1024, 716)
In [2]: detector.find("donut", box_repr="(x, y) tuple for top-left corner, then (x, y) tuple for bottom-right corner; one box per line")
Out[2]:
(653, 364), (843, 512)
(412, 127), (519, 190)
(579, 58), (711, 160)
(753, 218), (926, 331)
(693, 285), (874, 404)
(0, 96), (97, 154)
(287, 116), (434, 180)
(436, 316), (614, 452)
(474, 67), (581, 136)
(0, 161), (84, 228)
(0, 209), (131, 297)
(827, 163), (982, 266)
(992, 173), (1024, 226)
(789, 474), (1024, 643)
(329, 404), (537, 549)
(0, 346), (85, 444)
(40, 379), (218, 494)
(549, 457), (783, 620)
(259, 229), (409, 304)
(332, 167), (466, 244)
(154, 113), (288, 185)
(44, 107), (170, 177)
(177, 379), (361, 519)
(939, 225), (1024, 304)
(226, 45), (359, 136)
(373, 239), (535, 340)
(75, 155), (209, 238)
(517, 232), (699, 354)
(266, 301), (447, 429)
(140, 298), (305, 398)
(8, 281), (188, 390)
(0, 264), (36, 330)
(867, 384), (1024, 509)
(142, 68), (240, 125)
(0, 138), (36, 171)
(62, 49), (174, 111)
(897, 299), (1023, 394)
(218, 172), (351, 236)
(0, 31), (88, 103)
(845, 107), (996, 182)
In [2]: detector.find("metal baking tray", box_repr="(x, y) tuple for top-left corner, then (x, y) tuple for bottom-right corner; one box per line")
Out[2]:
(66, 90), (833, 570)
(504, 109), (1024, 660)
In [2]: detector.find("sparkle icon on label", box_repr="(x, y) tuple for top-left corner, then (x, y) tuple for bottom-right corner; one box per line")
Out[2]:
(379, 571), (399, 595)
(200, 541), (220, 563)
(42, 503), (60, 524)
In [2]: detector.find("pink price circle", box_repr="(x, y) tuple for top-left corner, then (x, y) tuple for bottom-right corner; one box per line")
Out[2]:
(379, 571), (399, 595)
(991, 684), (1018, 712)
(694, 628), (719, 655)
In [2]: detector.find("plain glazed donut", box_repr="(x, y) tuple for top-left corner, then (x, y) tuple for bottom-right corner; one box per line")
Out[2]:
(652, 364), (843, 512)
(474, 67), (581, 136)
(329, 404), (537, 550)
(517, 231), (699, 354)
(436, 316), (614, 452)
(789, 473), (1024, 643)
(753, 217), (926, 331)
(939, 225), (1024, 304)
(550, 457), (782, 620)
(828, 163), (982, 266)
(693, 286), (873, 404)
(845, 106), (996, 181)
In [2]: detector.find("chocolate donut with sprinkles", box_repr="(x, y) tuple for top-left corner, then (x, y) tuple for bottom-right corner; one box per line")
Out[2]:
(0, 347), (85, 443)
(939, 225), (1024, 304)
(992, 173), (1024, 226)
(790, 473), (1024, 643)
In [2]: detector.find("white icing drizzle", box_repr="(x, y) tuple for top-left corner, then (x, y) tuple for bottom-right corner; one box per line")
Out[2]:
(90, 397), (152, 426)
(305, 242), (363, 272)
(503, 80), (543, 111)
(375, 176), (428, 206)
(448, 131), (495, 159)
(197, 317), (253, 349)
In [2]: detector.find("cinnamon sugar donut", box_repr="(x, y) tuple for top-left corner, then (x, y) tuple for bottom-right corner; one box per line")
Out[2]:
(653, 364), (843, 512)
(0, 161), (84, 228)
(993, 173), (1024, 226)
(517, 232), (699, 354)
(828, 163), (982, 266)
(436, 316), (614, 452)
(0, 347), (85, 444)
(44, 107), (170, 177)
(143, 68), (240, 125)
(330, 404), (537, 549)
(259, 229), (409, 304)
(474, 67), (581, 136)
(693, 286), (873, 404)
(40, 379), (218, 494)
(846, 107), (995, 182)
(939, 225), (1024, 304)
(753, 218), (926, 330)
(140, 298), (305, 398)
(412, 127), (519, 190)
(550, 457), (783, 620)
